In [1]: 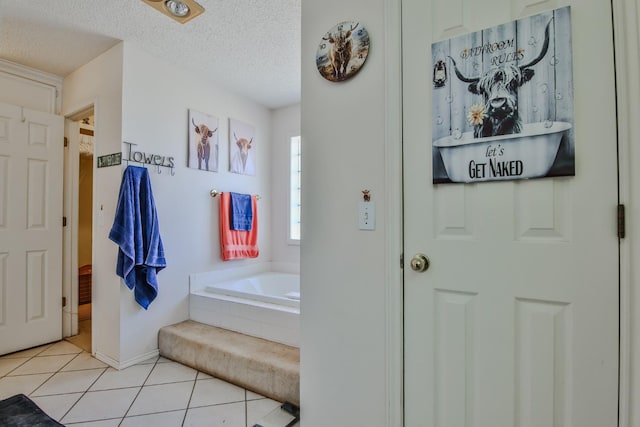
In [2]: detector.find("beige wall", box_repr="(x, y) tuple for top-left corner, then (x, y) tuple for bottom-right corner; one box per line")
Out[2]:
(78, 153), (93, 268)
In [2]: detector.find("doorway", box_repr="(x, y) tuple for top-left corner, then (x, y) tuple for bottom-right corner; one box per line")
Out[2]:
(64, 108), (94, 353)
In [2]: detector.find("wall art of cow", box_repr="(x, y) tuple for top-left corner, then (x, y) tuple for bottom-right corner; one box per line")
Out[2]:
(316, 21), (370, 83)
(322, 22), (359, 81)
(230, 132), (255, 175)
(449, 19), (553, 138)
(192, 118), (217, 171)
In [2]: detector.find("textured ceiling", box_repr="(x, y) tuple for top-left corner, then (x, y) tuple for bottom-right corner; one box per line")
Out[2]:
(0, 0), (301, 109)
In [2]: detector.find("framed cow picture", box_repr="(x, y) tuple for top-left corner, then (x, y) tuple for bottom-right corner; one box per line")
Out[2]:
(229, 118), (256, 176)
(188, 109), (219, 172)
(431, 7), (575, 184)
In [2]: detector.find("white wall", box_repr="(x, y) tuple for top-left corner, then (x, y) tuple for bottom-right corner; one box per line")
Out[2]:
(118, 43), (273, 363)
(63, 41), (275, 366)
(271, 104), (301, 265)
(300, 0), (392, 425)
(63, 43), (124, 364)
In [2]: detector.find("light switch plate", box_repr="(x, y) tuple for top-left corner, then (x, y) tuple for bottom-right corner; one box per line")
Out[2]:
(359, 201), (375, 230)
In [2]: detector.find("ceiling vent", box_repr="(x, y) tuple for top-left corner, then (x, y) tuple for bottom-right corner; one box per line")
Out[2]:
(142, 0), (205, 24)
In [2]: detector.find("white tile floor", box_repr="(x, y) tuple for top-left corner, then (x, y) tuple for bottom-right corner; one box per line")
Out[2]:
(0, 340), (290, 426)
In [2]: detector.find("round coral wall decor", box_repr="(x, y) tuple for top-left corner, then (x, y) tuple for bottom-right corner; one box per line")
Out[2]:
(316, 21), (370, 82)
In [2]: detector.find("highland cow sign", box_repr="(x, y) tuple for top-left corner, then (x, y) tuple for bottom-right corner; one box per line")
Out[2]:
(431, 7), (575, 183)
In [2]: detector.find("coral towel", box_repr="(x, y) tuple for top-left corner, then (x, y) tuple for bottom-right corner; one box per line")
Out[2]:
(219, 192), (259, 260)
(109, 166), (166, 309)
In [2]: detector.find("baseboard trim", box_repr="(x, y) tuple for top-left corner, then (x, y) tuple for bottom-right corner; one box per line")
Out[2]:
(94, 349), (160, 370)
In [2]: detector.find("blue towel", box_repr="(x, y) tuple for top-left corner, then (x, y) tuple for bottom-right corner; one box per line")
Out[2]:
(230, 192), (253, 231)
(109, 166), (166, 309)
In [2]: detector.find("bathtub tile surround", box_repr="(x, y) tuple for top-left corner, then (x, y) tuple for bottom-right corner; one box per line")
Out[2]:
(190, 280), (300, 347)
(158, 320), (300, 406)
(0, 340), (293, 426)
(190, 263), (300, 347)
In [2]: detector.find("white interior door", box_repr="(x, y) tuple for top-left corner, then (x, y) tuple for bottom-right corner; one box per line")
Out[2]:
(403, 1), (619, 426)
(0, 102), (64, 355)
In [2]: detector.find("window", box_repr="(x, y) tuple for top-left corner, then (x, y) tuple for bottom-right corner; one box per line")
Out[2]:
(289, 136), (301, 243)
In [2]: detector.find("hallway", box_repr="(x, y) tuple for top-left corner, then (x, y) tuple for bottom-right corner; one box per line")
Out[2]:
(64, 304), (92, 353)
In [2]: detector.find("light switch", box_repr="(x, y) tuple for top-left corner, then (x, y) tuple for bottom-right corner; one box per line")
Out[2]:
(359, 201), (375, 230)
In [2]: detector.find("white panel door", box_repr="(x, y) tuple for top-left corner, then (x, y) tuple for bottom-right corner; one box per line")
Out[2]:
(403, 1), (619, 426)
(0, 102), (64, 355)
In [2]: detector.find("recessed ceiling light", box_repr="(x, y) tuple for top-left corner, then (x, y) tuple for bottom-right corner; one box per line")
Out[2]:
(142, 0), (205, 24)
(165, 0), (189, 17)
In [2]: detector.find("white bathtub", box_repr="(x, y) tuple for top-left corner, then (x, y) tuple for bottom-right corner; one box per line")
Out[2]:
(190, 271), (300, 347)
(206, 272), (300, 309)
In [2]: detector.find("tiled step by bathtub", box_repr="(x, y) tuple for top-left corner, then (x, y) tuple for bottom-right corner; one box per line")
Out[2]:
(158, 320), (300, 407)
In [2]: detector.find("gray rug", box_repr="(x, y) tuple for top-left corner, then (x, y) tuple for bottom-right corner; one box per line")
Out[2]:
(0, 394), (64, 426)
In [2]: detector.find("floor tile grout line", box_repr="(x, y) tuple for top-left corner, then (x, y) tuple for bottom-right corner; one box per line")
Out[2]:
(37, 349), (84, 358)
(120, 355), (161, 423)
(3, 349), (82, 379)
(13, 372), (57, 398)
(245, 389), (249, 427)
(0, 342), (53, 361)
(143, 378), (200, 387)
(181, 371), (199, 427)
(4, 372), (59, 378)
(57, 351), (113, 423)
(64, 416), (123, 426)
(28, 343), (55, 358)
(28, 390), (87, 399)
(86, 384), (156, 393)
(115, 365), (244, 424)
(187, 399), (247, 410)
(29, 350), (88, 396)
(120, 408), (186, 422)
(32, 380), (140, 398)
(113, 399), (253, 425)
(1, 358), (40, 378)
(29, 368), (110, 397)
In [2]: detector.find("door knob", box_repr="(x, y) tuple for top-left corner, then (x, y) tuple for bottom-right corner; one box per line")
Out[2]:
(410, 254), (430, 272)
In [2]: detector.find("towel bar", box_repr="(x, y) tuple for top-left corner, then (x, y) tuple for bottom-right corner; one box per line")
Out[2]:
(210, 189), (260, 200)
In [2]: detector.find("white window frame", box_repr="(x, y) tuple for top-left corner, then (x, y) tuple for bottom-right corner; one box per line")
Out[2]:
(288, 135), (301, 245)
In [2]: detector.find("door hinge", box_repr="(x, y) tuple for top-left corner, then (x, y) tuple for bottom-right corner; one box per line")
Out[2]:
(63, 216), (67, 227)
(618, 204), (626, 239)
(64, 137), (68, 147)
(62, 296), (67, 307)
(400, 253), (404, 269)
